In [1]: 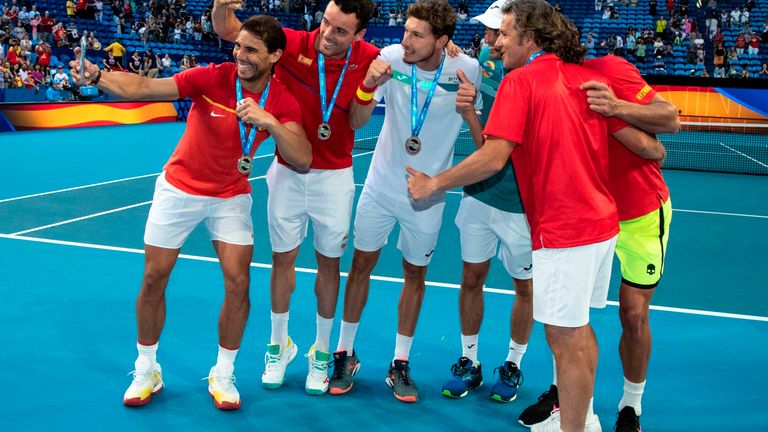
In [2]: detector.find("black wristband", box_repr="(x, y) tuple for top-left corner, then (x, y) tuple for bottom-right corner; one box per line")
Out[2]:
(91, 69), (102, 85)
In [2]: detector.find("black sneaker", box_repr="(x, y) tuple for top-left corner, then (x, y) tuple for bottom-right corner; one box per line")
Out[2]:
(328, 350), (360, 395)
(518, 384), (559, 427)
(386, 359), (419, 402)
(614, 406), (641, 432)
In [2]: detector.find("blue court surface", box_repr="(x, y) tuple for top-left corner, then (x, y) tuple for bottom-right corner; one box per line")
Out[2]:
(1, 123), (767, 431)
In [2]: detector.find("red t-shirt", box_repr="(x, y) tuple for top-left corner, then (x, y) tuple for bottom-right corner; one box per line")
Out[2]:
(169, 62), (302, 197)
(6, 49), (19, 66)
(749, 35), (761, 48)
(736, 35), (746, 48)
(484, 53), (622, 250)
(275, 28), (379, 169)
(41, 17), (54, 33)
(583, 55), (670, 221)
(36, 46), (51, 66)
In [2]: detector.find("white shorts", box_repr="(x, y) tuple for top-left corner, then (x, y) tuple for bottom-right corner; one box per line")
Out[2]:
(532, 235), (617, 328)
(455, 195), (533, 280)
(353, 187), (445, 266)
(265, 161), (355, 258)
(144, 173), (254, 249)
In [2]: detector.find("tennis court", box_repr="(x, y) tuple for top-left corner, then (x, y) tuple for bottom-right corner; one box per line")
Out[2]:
(1, 121), (767, 430)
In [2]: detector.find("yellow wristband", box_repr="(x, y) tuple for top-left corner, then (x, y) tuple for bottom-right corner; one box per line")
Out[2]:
(356, 87), (374, 101)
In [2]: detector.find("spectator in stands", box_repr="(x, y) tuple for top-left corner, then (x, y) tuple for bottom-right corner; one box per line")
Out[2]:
(730, 7), (740, 28)
(714, 65), (725, 77)
(179, 53), (191, 71)
(161, 53), (171, 70)
(653, 36), (664, 56)
(128, 50), (143, 74)
(75, 0), (87, 18)
(712, 27), (723, 46)
(388, 9), (395, 26)
(189, 55), (197, 68)
(626, 32), (636, 56)
(696, 47), (705, 65)
(585, 34), (595, 50)
(719, 9), (729, 28)
(19, 33), (31, 57)
(740, 7), (749, 30)
(45, 81), (64, 100)
(144, 48), (160, 78)
(66, 0), (76, 18)
(52, 65), (70, 88)
(655, 16), (667, 38)
(692, 31), (704, 49)
(650, 0), (657, 16)
(103, 50), (121, 71)
(735, 32), (746, 54)
(762, 19), (768, 41)
(705, 10), (718, 39)
(727, 45), (739, 64)
(653, 55), (666, 72)
(602, 5), (611, 19)
(759, 63), (768, 79)
(615, 34), (624, 56)
(40, 11), (54, 43)
(713, 42), (725, 66)
(747, 32), (761, 56)
(104, 39), (126, 67)
(700, 69), (709, 77)
(673, 30), (683, 46)
(30, 63), (45, 86)
(35, 40), (51, 74)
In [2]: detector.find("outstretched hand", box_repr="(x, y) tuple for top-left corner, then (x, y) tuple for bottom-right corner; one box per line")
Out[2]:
(68, 47), (100, 85)
(213, 0), (244, 10)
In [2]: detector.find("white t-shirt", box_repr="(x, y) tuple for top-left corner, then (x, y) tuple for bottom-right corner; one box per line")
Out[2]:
(366, 44), (482, 205)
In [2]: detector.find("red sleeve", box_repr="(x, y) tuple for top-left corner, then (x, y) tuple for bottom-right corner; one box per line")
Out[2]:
(173, 63), (217, 99)
(607, 116), (628, 134)
(282, 28), (302, 58)
(602, 56), (656, 105)
(483, 73), (529, 145)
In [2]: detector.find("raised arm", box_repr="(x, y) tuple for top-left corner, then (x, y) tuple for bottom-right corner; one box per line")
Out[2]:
(70, 49), (179, 100)
(212, 0), (245, 43)
(455, 69), (483, 150)
(349, 58), (392, 130)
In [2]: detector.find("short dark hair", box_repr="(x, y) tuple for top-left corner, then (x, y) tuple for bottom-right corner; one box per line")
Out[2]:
(407, 0), (457, 40)
(240, 15), (287, 53)
(503, 0), (585, 64)
(332, 0), (374, 33)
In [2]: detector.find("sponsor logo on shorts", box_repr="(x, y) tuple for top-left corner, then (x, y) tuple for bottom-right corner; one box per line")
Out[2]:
(523, 264), (533, 271)
(424, 249), (435, 258)
(646, 264), (656, 275)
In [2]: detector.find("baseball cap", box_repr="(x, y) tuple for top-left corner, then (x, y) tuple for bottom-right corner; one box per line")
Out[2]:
(471, 0), (507, 30)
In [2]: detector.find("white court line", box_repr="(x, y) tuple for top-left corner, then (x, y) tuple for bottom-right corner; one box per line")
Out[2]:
(0, 233), (765, 323)
(673, 209), (768, 219)
(719, 143), (768, 169)
(11, 201), (154, 236)
(0, 173), (161, 204)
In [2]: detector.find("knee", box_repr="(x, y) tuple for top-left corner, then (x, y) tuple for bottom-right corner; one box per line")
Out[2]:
(402, 262), (427, 284)
(461, 268), (486, 292)
(272, 250), (297, 269)
(224, 274), (250, 299)
(619, 305), (649, 335)
(513, 279), (533, 301)
(349, 251), (377, 276)
(142, 268), (171, 295)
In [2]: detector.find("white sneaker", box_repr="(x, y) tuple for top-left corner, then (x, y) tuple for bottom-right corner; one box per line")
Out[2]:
(262, 338), (298, 389)
(123, 358), (163, 406)
(531, 410), (602, 432)
(305, 344), (332, 395)
(206, 364), (241, 410)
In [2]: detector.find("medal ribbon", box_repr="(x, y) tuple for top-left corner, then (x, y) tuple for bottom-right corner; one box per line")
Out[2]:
(525, 50), (546, 65)
(318, 46), (352, 125)
(236, 77), (271, 156)
(410, 53), (446, 138)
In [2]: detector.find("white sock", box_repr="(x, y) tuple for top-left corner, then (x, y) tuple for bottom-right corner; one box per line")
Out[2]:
(136, 341), (158, 369)
(215, 345), (238, 373)
(461, 334), (479, 363)
(393, 333), (413, 362)
(587, 397), (595, 417)
(315, 313), (334, 353)
(552, 355), (558, 386)
(618, 378), (646, 416)
(336, 320), (359, 355)
(270, 311), (289, 347)
(506, 339), (528, 367)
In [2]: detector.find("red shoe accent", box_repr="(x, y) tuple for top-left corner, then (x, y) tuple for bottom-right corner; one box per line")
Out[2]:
(329, 383), (353, 395)
(123, 384), (163, 407)
(394, 394), (417, 403)
(209, 390), (241, 410)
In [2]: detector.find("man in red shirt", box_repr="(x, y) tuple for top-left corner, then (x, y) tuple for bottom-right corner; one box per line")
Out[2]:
(735, 31), (747, 54)
(35, 41), (51, 75)
(212, 0), (380, 394)
(748, 32), (761, 55)
(40, 11), (55, 43)
(407, 1), (665, 431)
(71, 15), (311, 410)
(517, 55), (680, 431)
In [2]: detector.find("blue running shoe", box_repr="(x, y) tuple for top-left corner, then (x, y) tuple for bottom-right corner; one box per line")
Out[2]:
(441, 356), (483, 398)
(490, 361), (523, 402)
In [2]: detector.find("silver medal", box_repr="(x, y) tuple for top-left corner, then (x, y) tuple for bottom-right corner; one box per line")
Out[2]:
(317, 122), (332, 141)
(237, 155), (253, 174)
(405, 136), (422, 155)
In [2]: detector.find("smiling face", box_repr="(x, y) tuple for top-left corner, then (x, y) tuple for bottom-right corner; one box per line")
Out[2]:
(232, 29), (281, 83)
(495, 13), (534, 70)
(484, 26), (501, 59)
(314, 1), (365, 59)
(401, 17), (447, 67)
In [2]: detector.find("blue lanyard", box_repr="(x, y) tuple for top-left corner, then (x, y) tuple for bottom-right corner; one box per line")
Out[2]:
(236, 77), (271, 156)
(317, 46), (352, 124)
(526, 50), (546, 65)
(411, 54), (446, 138)
(79, 36), (87, 84)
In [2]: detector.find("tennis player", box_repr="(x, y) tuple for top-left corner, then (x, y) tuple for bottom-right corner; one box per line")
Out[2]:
(71, 15), (310, 409)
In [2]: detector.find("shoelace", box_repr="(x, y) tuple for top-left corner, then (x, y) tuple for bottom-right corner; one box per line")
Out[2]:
(127, 369), (155, 383)
(494, 364), (524, 387)
(394, 364), (411, 386)
(264, 351), (284, 372)
(331, 355), (347, 380)
(305, 353), (331, 372)
(450, 362), (471, 377)
(202, 373), (236, 391)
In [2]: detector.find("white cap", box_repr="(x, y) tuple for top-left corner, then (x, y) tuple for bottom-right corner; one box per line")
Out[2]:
(471, 0), (507, 30)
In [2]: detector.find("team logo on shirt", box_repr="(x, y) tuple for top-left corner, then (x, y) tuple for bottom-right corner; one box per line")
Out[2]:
(298, 54), (313, 66)
(635, 85), (652, 101)
(447, 76), (461, 84)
